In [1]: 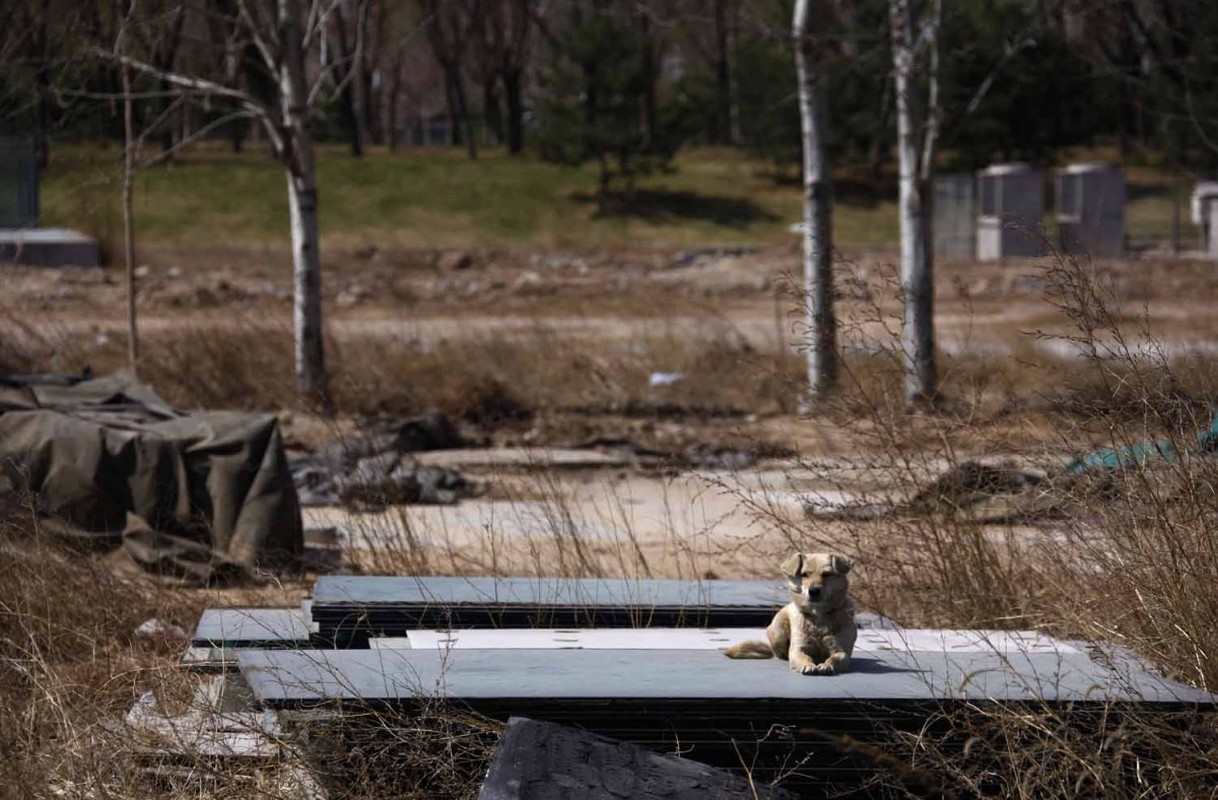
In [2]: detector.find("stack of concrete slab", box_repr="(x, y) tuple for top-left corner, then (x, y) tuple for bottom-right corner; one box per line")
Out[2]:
(184, 607), (315, 672)
(309, 575), (795, 646)
(181, 575), (1217, 798)
(236, 628), (1212, 796)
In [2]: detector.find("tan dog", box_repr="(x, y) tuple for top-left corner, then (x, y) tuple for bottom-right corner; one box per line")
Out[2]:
(723, 552), (857, 675)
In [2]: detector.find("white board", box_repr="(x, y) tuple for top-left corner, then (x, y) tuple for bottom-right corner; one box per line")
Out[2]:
(369, 628), (1079, 655)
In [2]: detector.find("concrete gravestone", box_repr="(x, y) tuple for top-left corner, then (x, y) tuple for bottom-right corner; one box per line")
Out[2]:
(977, 162), (1044, 260)
(933, 173), (976, 259)
(0, 137), (38, 228)
(1056, 163), (1125, 257)
(1192, 181), (1218, 258)
(0, 136), (100, 267)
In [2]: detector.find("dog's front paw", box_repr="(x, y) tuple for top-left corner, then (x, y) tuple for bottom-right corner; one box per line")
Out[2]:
(811, 662), (837, 675)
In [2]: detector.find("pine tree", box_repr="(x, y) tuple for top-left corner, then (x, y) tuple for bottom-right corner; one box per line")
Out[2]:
(535, 5), (691, 203)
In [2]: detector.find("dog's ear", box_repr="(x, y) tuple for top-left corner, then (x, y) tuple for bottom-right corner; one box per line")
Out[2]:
(780, 553), (804, 579)
(828, 554), (853, 575)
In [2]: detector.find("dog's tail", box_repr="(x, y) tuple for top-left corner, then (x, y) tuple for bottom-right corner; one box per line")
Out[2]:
(722, 641), (774, 659)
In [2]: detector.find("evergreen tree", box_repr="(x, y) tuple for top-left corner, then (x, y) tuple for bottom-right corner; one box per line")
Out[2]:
(535, 5), (694, 201)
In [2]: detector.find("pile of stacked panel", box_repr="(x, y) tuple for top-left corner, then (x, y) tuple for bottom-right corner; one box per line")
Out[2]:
(187, 576), (1217, 797)
(307, 575), (805, 646)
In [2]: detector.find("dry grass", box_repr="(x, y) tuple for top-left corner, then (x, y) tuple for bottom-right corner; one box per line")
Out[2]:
(773, 252), (1218, 796)
(0, 495), (203, 797)
(5, 248), (1218, 797)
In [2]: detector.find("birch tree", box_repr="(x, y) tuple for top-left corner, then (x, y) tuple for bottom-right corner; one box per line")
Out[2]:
(110, 0), (339, 399)
(888, 0), (941, 407)
(793, 0), (836, 401)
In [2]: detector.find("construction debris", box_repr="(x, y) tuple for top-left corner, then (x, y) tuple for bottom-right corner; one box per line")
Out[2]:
(478, 717), (798, 799)
(291, 410), (483, 509)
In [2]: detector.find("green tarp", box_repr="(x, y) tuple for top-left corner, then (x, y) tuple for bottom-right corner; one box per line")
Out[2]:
(1065, 411), (1218, 473)
(0, 372), (302, 582)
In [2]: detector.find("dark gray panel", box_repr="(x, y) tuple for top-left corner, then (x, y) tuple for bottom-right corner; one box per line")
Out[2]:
(313, 576), (787, 608)
(237, 647), (1215, 706)
(310, 576), (896, 643)
(193, 608), (312, 647)
(0, 137), (37, 228)
(478, 717), (800, 800)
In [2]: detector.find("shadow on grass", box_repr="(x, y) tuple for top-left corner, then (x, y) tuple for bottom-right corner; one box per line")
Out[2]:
(1126, 180), (1183, 203)
(753, 167), (898, 209)
(572, 189), (780, 228)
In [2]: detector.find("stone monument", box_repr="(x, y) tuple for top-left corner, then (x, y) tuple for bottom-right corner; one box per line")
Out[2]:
(933, 173), (976, 259)
(0, 135), (100, 267)
(1056, 162), (1126, 257)
(976, 162), (1045, 260)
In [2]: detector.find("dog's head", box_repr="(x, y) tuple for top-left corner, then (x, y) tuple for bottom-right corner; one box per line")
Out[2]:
(781, 552), (852, 611)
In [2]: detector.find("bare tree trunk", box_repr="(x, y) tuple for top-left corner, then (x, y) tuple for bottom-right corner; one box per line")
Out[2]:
(793, 0), (836, 401)
(713, 0), (733, 144)
(889, 0), (936, 406)
(504, 68), (524, 154)
(484, 76), (503, 146)
(452, 66), (478, 160)
(638, 9), (657, 144)
(387, 57), (403, 151)
(34, 0), (51, 169)
(121, 61), (139, 372)
(354, 0), (374, 146)
(333, 2), (365, 157)
(278, 0), (326, 399)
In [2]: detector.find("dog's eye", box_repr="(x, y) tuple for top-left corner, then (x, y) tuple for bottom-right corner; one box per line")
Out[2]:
(821, 571), (833, 577)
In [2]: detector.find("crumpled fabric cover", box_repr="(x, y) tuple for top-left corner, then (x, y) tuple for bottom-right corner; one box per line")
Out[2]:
(0, 371), (302, 582)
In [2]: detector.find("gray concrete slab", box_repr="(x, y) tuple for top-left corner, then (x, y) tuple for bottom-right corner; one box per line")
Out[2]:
(313, 575), (787, 609)
(237, 646), (1214, 707)
(415, 447), (631, 470)
(193, 608), (313, 647)
(0, 227), (99, 267)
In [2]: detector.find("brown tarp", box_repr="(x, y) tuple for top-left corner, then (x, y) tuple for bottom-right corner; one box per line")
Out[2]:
(0, 371), (302, 582)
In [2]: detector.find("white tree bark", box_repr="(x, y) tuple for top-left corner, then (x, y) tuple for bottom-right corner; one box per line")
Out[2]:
(279, 0), (326, 399)
(793, 0), (837, 400)
(121, 58), (139, 372)
(104, 0), (338, 401)
(889, 0), (937, 406)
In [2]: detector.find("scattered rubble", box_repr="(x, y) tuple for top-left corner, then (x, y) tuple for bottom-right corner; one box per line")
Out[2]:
(291, 410), (483, 510)
(134, 618), (189, 645)
(438, 249), (475, 271)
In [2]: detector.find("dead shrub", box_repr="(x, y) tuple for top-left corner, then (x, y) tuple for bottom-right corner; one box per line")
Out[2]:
(0, 500), (204, 796)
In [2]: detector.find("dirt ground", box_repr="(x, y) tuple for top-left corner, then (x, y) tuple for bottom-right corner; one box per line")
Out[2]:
(4, 242), (1217, 603)
(9, 240), (1218, 354)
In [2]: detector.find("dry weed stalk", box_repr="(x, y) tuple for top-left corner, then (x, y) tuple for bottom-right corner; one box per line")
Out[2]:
(765, 250), (1218, 796)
